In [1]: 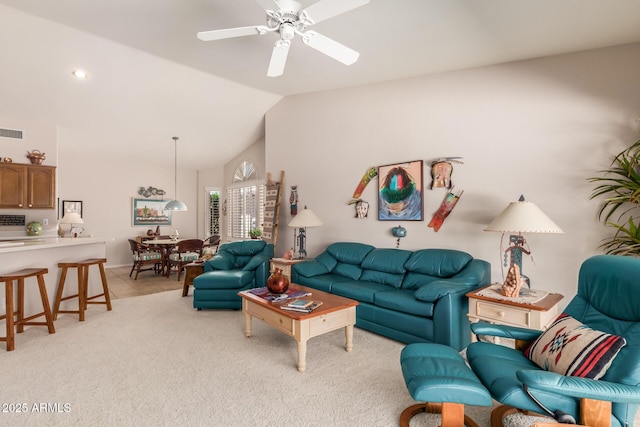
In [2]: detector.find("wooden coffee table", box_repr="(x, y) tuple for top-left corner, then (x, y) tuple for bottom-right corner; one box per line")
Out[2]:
(238, 284), (359, 372)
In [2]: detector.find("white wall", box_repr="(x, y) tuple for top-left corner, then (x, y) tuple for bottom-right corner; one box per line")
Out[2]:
(266, 43), (640, 308)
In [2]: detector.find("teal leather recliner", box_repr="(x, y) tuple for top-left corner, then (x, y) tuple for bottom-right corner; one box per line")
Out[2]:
(467, 255), (640, 427)
(192, 240), (274, 310)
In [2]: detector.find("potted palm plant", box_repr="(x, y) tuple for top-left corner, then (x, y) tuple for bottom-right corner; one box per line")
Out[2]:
(589, 139), (640, 255)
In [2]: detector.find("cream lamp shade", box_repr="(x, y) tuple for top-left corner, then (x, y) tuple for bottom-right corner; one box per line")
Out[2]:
(287, 208), (324, 229)
(60, 212), (84, 225)
(287, 207), (323, 259)
(484, 196), (563, 234)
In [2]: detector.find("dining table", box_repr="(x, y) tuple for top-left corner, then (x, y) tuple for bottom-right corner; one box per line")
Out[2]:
(143, 238), (185, 276)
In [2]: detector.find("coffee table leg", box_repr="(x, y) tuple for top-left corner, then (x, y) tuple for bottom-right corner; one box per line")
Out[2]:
(345, 324), (354, 352)
(297, 339), (308, 373)
(243, 311), (252, 338)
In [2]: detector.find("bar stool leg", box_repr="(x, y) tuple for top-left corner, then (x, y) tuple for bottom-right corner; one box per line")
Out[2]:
(97, 262), (112, 311)
(36, 273), (55, 334)
(78, 264), (86, 322)
(52, 267), (68, 321)
(16, 278), (25, 333)
(4, 280), (15, 351)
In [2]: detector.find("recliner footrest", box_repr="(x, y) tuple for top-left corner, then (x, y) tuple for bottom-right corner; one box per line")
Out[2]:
(400, 343), (492, 427)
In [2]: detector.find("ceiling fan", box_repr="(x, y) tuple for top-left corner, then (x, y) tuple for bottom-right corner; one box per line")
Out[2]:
(197, 0), (370, 77)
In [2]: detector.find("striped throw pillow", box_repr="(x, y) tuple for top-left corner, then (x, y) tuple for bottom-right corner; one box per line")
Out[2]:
(524, 313), (626, 379)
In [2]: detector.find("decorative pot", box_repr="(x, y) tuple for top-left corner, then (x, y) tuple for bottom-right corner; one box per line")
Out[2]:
(26, 149), (46, 165)
(267, 268), (289, 294)
(27, 221), (43, 236)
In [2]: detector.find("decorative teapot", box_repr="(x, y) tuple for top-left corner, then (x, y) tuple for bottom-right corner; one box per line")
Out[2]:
(26, 149), (46, 165)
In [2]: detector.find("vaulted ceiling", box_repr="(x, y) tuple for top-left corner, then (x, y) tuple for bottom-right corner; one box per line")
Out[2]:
(2, 0), (640, 168)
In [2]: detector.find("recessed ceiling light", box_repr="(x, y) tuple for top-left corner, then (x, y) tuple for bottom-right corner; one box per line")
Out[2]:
(72, 70), (88, 79)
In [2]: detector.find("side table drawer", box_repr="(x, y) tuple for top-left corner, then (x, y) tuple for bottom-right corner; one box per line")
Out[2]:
(475, 300), (530, 327)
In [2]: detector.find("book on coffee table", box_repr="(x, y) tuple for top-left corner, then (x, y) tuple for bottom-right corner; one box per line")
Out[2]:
(248, 287), (311, 302)
(281, 301), (323, 313)
(286, 299), (314, 309)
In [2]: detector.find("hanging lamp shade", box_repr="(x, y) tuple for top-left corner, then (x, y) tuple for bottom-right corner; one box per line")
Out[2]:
(165, 136), (187, 212)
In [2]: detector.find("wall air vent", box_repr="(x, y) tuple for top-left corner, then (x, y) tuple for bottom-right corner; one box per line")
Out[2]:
(0, 128), (25, 140)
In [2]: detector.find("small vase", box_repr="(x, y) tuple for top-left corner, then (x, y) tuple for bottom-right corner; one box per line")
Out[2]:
(267, 268), (290, 294)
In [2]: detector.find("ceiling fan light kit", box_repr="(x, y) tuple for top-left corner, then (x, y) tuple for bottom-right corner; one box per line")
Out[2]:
(197, 0), (370, 77)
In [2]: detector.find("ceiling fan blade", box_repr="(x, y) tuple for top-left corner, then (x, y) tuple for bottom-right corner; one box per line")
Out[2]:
(301, 31), (359, 65)
(302, 0), (370, 24)
(197, 26), (262, 41)
(267, 40), (291, 77)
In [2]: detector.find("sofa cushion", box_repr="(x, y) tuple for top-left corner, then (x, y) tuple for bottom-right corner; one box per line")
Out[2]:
(404, 249), (472, 277)
(524, 313), (626, 379)
(331, 280), (390, 304)
(375, 289), (435, 318)
(326, 242), (375, 264)
(361, 248), (412, 274)
(314, 251), (338, 272)
(333, 262), (363, 280)
(242, 255), (268, 271)
(360, 269), (405, 288)
(193, 270), (254, 290)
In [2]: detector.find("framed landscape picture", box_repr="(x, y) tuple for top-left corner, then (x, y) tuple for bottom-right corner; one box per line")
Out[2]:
(132, 198), (171, 226)
(377, 160), (424, 221)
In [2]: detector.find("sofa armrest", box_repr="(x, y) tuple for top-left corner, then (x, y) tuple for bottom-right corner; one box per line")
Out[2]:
(517, 370), (640, 404)
(292, 259), (330, 280)
(204, 252), (235, 272)
(414, 279), (475, 302)
(453, 259), (491, 285)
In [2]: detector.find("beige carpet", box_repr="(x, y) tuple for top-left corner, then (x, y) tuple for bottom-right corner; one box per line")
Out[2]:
(0, 290), (636, 427)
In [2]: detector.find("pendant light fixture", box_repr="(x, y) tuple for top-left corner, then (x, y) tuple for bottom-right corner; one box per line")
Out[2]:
(165, 136), (188, 211)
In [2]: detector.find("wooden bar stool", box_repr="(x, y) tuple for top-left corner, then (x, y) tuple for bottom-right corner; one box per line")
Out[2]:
(53, 258), (112, 321)
(0, 268), (56, 351)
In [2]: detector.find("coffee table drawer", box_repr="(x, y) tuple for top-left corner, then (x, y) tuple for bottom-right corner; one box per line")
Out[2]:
(247, 303), (293, 332)
(309, 310), (350, 335)
(475, 300), (530, 327)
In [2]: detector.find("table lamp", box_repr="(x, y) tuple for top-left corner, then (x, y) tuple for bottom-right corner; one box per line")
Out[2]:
(288, 206), (323, 259)
(59, 212), (84, 238)
(484, 195), (563, 288)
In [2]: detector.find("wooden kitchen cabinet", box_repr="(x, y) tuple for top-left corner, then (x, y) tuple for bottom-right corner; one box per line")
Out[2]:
(0, 163), (56, 209)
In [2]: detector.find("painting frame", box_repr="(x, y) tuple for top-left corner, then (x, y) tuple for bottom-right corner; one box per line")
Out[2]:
(377, 160), (424, 221)
(132, 198), (172, 226)
(61, 200), (83, 218)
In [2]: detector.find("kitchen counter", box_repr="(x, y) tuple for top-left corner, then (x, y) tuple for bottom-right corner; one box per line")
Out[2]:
(0, 237), (107, 254)
(0, 237), (108, 317)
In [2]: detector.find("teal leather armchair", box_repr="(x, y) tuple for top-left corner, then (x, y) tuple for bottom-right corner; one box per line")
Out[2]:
(466, 255), (640, 427)
(193, 240), (274, 309)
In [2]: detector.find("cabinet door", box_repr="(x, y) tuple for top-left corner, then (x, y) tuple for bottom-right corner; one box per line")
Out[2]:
(27, 166), (56, 209)
(0, 164), (26, 208)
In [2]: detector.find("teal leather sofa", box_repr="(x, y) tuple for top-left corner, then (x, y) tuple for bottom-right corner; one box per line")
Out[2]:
(193, 240), (274, 310)
(291, 242), (490, 350)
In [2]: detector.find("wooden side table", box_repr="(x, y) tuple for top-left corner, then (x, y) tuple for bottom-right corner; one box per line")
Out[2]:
(466, 284), (564, 342)
(269, 258), (306, 280)
(182, 262), (204, 297)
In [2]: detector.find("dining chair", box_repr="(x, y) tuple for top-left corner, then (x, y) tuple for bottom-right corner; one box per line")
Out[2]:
(127, 239), (163, 279)
(203, 235), (221, 254)
(166, 239), (204, 281)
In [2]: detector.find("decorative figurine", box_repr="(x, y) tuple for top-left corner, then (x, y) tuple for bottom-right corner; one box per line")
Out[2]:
(501, 264), (523, 297)
(290, 185), (298, 216)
